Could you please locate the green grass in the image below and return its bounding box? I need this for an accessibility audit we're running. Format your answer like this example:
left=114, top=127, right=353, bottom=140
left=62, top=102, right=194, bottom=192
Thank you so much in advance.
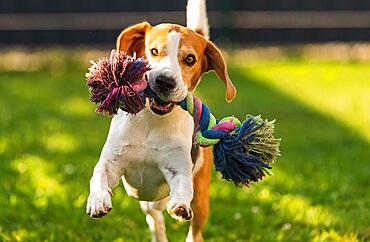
left=0, top=49, right=369, bottom=242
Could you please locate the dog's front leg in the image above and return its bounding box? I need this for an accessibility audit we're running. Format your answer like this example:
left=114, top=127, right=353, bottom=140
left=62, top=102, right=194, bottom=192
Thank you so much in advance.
left=86, top=146, right=124, bottom=218
left=160, top=151, right=194, bottom=221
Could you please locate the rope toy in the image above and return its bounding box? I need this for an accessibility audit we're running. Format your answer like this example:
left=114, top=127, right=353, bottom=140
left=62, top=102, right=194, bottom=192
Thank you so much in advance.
left=86, top=50, right=281, bottom=187
left=86, top=50, right=150, bottom=115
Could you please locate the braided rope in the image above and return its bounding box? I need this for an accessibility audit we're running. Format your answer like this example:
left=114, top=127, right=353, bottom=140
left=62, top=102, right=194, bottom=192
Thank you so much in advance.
left=179, top=92, right=241, bottom=146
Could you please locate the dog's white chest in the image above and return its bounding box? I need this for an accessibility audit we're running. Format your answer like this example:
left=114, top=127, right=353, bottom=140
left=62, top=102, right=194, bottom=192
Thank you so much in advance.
left=122, top=158, right=170, bottom=201
left=117, top=144, right=170, bottom=201
left=106, top=108, right=194, bottom=201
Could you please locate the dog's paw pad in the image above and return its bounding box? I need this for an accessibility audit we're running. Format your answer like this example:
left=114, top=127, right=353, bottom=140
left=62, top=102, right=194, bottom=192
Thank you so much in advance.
left=167, top=202, right=193, bottom=221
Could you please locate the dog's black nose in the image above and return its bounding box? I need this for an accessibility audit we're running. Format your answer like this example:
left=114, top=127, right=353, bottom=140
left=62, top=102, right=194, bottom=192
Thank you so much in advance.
left=156, top=74, right=176, bottom=92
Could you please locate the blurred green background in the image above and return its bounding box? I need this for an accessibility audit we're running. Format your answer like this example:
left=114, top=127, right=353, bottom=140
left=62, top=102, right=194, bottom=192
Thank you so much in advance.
left=0, top=45, right=369, bottom=241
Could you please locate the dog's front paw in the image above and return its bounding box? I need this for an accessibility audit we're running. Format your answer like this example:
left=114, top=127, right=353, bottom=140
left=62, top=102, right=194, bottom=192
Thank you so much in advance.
left=167, top=201, right=193, bottom=221
left=86, top=189, right=113, bottom=218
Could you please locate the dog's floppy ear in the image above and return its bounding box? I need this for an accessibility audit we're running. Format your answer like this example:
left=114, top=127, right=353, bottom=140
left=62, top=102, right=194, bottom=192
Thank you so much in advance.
left=116, top=22, right=152, bottom=57
left=204, top=41, right=236, bottom=102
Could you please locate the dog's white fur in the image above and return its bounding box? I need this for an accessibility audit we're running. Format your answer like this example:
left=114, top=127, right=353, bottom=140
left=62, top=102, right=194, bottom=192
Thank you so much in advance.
left=147, top=31, right=188, bottom=102
left=86, top=1, right=210, bottom=241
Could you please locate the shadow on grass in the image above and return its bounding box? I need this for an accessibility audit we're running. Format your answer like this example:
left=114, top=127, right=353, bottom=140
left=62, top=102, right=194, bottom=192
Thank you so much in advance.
left=0, top=60, right=368, bottom=241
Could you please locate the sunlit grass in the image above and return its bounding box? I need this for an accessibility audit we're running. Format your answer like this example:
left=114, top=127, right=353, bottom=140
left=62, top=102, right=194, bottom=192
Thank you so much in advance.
left=12, top=155, right=67, bottom=207
left=43, top=133, right=80, bottom=153
left=311, top=229, right=358, bottom=242
left=60, top=96, right=94, bottom=117
left=0, top=48, right=368, bottom=241
left=276, top=194, right=335, bottom=227
left=239, top=61, right=370, bottom=141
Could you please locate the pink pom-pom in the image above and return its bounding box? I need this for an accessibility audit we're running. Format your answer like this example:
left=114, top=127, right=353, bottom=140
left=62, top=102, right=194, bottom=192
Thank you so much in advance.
left=86, top=50, right=151, bottom=116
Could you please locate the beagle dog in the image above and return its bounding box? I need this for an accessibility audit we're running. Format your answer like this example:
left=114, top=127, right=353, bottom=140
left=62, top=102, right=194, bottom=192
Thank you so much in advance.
left=86, top=0, right=236, bottom=241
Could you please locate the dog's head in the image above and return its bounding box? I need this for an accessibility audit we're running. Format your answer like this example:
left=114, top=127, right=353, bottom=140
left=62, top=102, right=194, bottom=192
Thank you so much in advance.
left=116, top=22, right=236, bottom=115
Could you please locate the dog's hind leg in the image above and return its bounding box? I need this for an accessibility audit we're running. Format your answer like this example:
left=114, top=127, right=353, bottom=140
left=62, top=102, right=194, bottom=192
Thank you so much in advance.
left=140, top=199, right=169, bottom=242
left=186, top=147, right=212, bottom=242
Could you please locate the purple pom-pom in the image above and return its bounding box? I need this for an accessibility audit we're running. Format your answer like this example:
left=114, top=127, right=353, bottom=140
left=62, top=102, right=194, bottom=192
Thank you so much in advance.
left=86, top=50, right=151, bottom=116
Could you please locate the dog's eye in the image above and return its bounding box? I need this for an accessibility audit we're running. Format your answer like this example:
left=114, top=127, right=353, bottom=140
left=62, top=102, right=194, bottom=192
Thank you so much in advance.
left=151, top=48, right=159, bottom=56
left=185, top=54, right=196, bottom=66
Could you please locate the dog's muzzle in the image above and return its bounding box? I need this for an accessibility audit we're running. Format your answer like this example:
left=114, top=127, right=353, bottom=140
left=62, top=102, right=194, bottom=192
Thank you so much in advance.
left=156, top=74, right=177, bottom=93
left=147, top=68, right=187, bottom=116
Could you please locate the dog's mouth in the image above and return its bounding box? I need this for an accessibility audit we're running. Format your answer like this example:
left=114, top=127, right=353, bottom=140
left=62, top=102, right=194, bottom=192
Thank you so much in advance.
left=149, top=97, right=175, bottom=116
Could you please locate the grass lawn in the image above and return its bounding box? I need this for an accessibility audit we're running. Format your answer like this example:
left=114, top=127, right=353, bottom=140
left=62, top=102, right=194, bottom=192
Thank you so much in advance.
left=0, top=48, right=369, bottom=242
